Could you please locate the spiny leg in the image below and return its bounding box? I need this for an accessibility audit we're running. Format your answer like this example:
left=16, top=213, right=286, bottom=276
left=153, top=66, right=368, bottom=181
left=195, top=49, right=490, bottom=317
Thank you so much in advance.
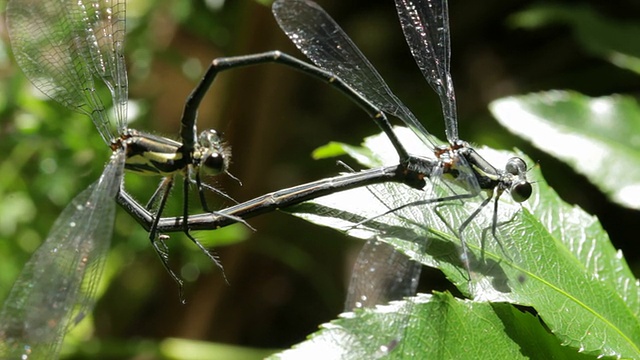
left=359, top=189, right=480, bottom=277
left=182, top=176, right=229, bottom=284
left=480, top=192, right=515, bottom=263
left=194, top=172, right=256, bottom=231
left=456, top=193, right=493, bottom=276
left=147, top=176, right=187, bottom=299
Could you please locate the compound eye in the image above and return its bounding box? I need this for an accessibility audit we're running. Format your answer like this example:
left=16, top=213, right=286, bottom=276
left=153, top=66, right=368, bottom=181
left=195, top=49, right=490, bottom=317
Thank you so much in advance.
left=511, top=181, right=532, bottom=203
left=199, top=129, right=221, bottom=148
left=202, top=152, right=225, bottom=174
left=505, top=157, right=527, bottom=175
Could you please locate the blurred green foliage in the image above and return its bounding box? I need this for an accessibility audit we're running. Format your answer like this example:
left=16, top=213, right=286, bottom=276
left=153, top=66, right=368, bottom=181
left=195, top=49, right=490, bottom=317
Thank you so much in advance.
left=0, top=0, right=638, bottom=358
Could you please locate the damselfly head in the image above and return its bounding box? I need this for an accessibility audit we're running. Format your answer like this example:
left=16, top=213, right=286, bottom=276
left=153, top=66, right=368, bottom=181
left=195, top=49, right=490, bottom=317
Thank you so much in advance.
left=505, top=157, right=532, bottom=203
left=197, top=129, right=230, bottom=175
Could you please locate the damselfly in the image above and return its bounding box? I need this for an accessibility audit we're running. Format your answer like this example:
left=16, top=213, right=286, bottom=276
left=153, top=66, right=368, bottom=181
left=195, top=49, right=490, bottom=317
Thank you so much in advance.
left=272, top=0, right=531, bottom=295
left=0, top=0, right=243, bottom=358
left=27, top=0, right=532, bottom=355
left=117, top=0, right=533, bottom=355
left=119, top=0, right=532, bottom=285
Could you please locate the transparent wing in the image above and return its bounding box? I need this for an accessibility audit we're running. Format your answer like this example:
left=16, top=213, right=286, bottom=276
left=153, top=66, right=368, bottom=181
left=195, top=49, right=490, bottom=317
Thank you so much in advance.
left=345, top=238, right=421, bottom=311
left=272, top=0, right=438, bottom=149
left=343, top=241, right=420, bottom=358
left=6, top=0, right=128, bottom=144
left=394, top=0, right=458, bottom=142
left=0, top=150, right=124, bottom=359
left=393, top=0, right=484, bottom=194
left=342, top=179, right=424, bottom=357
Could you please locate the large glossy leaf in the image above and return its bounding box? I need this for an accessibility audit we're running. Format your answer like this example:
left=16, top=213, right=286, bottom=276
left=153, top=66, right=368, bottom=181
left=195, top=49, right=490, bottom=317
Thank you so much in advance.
left=490, top=90, right=640, bottom=209
left=278, top=128, right=639, bottom=358
left=271, top=292, right=596, bottom=360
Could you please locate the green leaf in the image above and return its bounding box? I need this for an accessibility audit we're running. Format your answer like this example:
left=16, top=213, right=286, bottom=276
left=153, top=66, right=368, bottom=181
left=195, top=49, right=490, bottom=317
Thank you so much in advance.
left=313, top=139, right=394, bottom=169
left=311, top=141, right=349, bottom=159
left=271, top=292, right=596, bottom=360
left=280, top=128, right=639, bottom=358
left=509, top=5, right=640, bottom=74
left=490, top=90, right=640, bottom=209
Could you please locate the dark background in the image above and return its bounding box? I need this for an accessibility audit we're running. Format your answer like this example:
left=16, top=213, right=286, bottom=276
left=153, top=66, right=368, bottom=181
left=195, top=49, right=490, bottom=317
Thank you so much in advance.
left=0, top=0, right=638, bottom=358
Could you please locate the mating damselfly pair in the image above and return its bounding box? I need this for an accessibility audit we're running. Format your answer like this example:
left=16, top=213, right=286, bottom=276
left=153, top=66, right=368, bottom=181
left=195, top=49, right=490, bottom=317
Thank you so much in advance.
left=1, top=0, right=542, bottom=358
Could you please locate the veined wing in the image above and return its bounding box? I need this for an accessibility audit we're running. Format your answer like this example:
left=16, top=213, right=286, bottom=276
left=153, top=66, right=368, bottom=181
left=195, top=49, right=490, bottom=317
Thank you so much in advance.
left=340, top=239, right=421, bottom=358
left=346, top=239, right=421, bottom=311
left=272, top=0, right=439, bottom=150
left=394, top=0, right=458, bottom=142
left=343, top=173, right=424, bottom=357
left=0, top=150, right=125, bottom=359
left=6, top=0, right=128, bottom=144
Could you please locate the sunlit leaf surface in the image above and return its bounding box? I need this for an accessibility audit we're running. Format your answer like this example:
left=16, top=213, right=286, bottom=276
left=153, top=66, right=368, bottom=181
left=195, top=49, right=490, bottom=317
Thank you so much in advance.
left=272, top=293, right=598, bottom=360
left=491, top=90, right=640, bottom=209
